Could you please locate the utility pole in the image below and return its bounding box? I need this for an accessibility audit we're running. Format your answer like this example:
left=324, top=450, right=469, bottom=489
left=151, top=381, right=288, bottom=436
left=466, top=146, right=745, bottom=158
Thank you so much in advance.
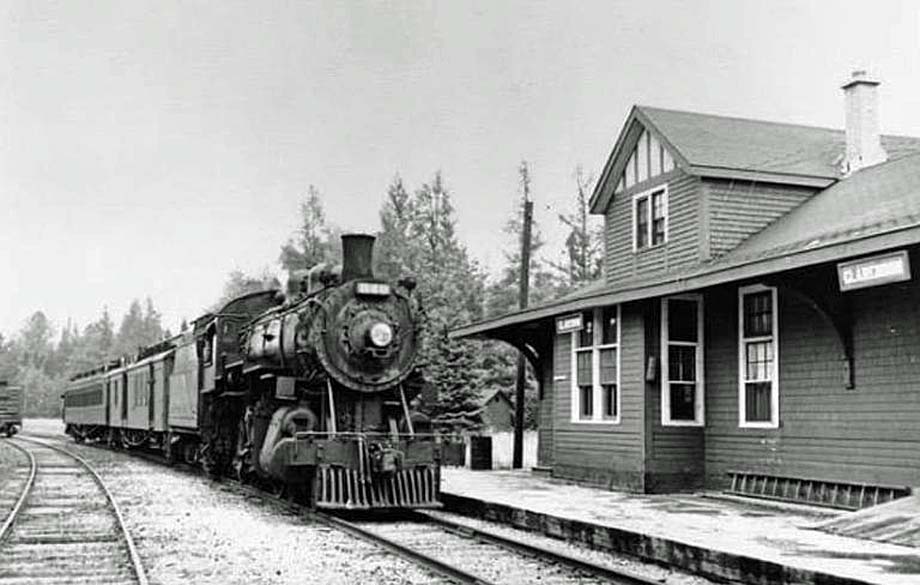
left=513, top=161, right=533, bottom=469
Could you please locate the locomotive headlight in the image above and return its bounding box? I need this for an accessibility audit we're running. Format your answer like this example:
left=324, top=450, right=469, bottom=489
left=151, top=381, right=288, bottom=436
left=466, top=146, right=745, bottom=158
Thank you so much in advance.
left=369, top=322, right=394, bottom=347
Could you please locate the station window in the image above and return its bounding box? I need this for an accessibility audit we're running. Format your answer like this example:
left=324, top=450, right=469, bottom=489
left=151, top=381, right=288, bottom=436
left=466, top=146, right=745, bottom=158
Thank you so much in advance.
left=738, top=285, right=779, bottom=428
left=661, top=295, right=704, bottom=426
left=633, top=186, right=668, bottom=251
left=571, top=306, right=620, bottom=423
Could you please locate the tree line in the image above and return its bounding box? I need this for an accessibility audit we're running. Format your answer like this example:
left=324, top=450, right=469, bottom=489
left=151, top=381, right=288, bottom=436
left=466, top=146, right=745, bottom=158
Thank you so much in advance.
left=1, top=163, right=603, bottom=424
left=270, top=165, right=603, bottom=429
left=0, top=300, right=166, bottom=415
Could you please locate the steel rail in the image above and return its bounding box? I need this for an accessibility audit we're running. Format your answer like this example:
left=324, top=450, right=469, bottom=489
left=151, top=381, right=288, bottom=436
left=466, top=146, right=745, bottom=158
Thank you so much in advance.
left=412, top=511, right=664, bottom=585
left=0, top=439, right=37, bottom=543
left=25, top=434, right=486, bottom=585
left=25, top=432, right=694, bottom=585
left=313, top=511, right=494, bottom=585
left=13, top=436, right=150, bottom=585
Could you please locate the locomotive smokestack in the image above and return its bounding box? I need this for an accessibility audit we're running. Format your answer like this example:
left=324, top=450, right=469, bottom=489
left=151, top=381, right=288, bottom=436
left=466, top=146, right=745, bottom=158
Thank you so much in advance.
left=341, top=234, right=375, bottom=281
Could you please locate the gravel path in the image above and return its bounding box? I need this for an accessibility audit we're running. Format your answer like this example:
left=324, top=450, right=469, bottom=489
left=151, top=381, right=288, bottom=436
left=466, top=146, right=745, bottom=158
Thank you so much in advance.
left=44, top=440, right=445, bottom=585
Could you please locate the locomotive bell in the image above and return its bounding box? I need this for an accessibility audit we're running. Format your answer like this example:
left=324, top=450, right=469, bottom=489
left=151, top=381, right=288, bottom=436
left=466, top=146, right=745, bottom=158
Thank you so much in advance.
left=341, top=234, right=375, bottom=282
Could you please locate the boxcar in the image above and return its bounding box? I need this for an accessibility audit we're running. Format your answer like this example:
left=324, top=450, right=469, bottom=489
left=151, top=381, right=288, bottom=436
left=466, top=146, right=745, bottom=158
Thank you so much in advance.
left=121, top=348, right=174, bottom=447
left=0, top=381, right=23, bottom=437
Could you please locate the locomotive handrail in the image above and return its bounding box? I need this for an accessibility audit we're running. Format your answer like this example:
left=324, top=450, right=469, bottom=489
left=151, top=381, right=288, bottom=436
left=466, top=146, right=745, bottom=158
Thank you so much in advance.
left=292, top=430, right=448, bottom=440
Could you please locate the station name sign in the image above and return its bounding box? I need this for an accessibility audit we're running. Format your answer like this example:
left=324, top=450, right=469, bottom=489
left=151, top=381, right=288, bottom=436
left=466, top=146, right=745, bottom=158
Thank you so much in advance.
left=555, top=313, right=583, bottom=334
left=837, top=250, right=911, bottom=291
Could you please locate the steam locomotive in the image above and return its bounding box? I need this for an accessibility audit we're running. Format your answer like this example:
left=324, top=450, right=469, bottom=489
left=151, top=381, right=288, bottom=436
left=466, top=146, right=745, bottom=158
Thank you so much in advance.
left=62, top=234, right=440, bottom=509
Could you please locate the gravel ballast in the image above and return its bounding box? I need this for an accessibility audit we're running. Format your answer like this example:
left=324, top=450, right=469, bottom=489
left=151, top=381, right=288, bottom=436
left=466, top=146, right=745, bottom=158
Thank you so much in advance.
left=50, top=440, right=446, bottom=585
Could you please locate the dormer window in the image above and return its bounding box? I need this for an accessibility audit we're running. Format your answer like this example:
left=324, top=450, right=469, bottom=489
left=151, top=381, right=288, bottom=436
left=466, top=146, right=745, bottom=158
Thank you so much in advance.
left=633, top=185, right=668, bottom=251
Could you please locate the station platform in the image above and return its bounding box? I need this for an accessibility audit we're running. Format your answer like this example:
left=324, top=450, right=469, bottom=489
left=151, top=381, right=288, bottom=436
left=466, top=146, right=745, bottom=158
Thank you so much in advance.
left=440, top=468, right=920, bottom=585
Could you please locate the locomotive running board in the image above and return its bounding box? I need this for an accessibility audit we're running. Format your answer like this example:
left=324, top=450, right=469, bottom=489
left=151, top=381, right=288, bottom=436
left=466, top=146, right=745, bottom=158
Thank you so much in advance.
left=315, top=465, right=441, bottom=509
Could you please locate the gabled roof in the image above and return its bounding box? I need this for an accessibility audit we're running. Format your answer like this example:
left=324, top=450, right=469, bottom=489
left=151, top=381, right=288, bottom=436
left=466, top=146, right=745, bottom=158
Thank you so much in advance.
left=590, top=105, right=920, bottom=214
left=455, top=154, right=920, bottom=339
left=718, top=152, right=920, bottom=265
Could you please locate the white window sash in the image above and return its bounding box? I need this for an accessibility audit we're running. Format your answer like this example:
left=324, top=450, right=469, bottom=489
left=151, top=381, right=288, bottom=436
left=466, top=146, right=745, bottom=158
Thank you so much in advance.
left=570, top=306, right=621, bottom=425
left=661, top=294, right=705, bottom=426
left=632, top=185, right=669, bottom=252
left=738, top=285, right=780, bottom=429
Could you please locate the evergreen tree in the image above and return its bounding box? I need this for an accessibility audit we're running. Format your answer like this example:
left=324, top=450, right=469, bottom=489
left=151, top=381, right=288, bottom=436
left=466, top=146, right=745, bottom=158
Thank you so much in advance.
left=481, top=161, right=559, bottom=428
left=142, top=297, right=164, bottom=345
left=114, top=300, right=146, bottom=356
left=279, top=185, right=339, bottom=272
left=70, top=308, right=115, bottom=371
left=553, top=166, right=604, bottom=287
left=212, top=269, right=280, bottom=310
left=375, top=175, right=415, bottom=281
left=484, top=162, right=560, bottom=319
left=18, top=311, right=54, bottom=371
left=0, top=333, right=16, bottom=382
left=376, top=172, right=487, bottom=426
left=113, top=299, right=166, bottom=356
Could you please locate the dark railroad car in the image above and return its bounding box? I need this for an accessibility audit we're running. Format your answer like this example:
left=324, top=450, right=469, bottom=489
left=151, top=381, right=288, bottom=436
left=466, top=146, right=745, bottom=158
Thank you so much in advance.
left=0, top=381, right=23, bottom=437
left=63, top=368, right=110, bottom=441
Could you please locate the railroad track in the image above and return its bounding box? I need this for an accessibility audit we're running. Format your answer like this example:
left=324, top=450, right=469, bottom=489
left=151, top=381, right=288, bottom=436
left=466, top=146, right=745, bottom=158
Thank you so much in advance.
left=0, top=437, right=148, bottom=585
left=19, top=433, right=680, bottom=585
left=320, top=510, right=662, bottom=585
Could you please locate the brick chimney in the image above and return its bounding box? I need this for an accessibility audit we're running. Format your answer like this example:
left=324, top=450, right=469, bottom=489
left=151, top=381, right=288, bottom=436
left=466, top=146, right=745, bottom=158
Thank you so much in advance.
left=841, top=70, right=887, bottom=174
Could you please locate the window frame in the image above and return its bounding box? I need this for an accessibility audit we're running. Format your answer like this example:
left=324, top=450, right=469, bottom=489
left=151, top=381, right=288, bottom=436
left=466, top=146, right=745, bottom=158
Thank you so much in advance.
left=737, top=284, right=780, bottom=429
left=570, top=305, right=622, bottom=425
left=660, top=294, right=705, bottom=427
left=632, top=184, right=669, bottom=252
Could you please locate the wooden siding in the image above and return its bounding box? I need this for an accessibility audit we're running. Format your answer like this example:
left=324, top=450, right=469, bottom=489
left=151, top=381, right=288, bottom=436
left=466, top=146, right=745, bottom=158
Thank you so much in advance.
left=704, top=259, right=920, bottom=489
left=538, top=350, right=554, bottom=467
left=643, top=300, right=705, bottom=492
left=705, top=178, right=816, bottom=258
left=551, top=304, right=645, bottom=490
left=605, top=171, right=701, bottom=285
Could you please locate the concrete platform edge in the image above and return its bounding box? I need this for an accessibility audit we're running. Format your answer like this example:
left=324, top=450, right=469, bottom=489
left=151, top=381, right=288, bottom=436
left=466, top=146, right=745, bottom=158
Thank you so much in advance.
left=442, top=492, right=870, bottom=585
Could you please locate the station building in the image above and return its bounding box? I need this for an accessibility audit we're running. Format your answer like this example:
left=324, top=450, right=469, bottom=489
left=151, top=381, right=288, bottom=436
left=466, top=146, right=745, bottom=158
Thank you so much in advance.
left=452, top=72, right=920, bottom=505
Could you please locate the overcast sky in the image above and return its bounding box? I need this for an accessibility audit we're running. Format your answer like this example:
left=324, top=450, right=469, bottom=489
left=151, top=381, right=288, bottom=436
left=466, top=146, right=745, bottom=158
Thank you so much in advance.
left=2, top=0, right=919, bottom=338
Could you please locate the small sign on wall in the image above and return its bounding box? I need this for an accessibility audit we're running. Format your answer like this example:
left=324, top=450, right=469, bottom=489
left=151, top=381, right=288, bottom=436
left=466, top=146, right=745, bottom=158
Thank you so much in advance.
left=555, top=313, right=583, bottom=334
left=837, top=250, right=911, bottom=291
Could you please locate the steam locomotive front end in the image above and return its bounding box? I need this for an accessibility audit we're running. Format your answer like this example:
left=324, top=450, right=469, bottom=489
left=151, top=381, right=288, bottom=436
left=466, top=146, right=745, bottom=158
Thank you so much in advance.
left=240, top=234, right=439, bottom=509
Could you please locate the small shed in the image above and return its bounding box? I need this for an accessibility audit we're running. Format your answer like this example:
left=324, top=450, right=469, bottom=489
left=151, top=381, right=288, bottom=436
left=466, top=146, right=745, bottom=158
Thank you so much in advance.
left=473, top=389, right=514, bottom=433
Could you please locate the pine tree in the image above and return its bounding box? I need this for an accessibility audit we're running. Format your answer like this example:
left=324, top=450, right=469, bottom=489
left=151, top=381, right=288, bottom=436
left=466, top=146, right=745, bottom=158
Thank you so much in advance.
left=114, top=300, right=146, bottom=357
left=70, top=308, right=115, bottom=371
left=142, top=297, right=164, bottom=345
left=375, top=175, right=415, bottom=281
left=376, top=172, right=487, bottom=427
left=481, top=161, right=559, bottom=428
left=485, top=162, right=560, bottom=319
left=554, top=166, right=604, bottom=287
left=212, top=269, right=279, bottom=310
left=279, top=185, right=340, bottom=272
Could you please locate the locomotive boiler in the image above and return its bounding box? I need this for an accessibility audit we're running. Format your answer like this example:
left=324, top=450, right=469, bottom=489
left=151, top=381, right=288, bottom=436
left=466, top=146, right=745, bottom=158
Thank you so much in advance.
left=230, top=234, right=438, bottom=508
left=62, top=234, right=439, bottom=510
